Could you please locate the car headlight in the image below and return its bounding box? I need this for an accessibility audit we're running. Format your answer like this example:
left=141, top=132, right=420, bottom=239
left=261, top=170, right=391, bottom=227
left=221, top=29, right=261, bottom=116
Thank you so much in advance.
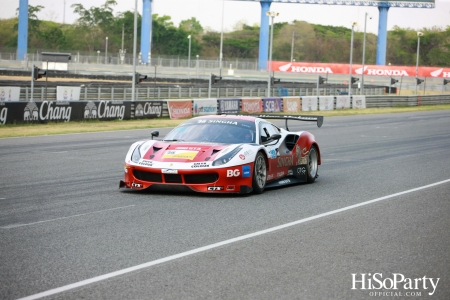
left=212, top=146, right=242, bottom=166
left=131, top=145, right=142, bottom=163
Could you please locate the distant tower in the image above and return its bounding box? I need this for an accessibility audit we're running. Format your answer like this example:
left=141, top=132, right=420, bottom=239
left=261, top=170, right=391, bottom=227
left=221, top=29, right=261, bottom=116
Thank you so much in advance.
left=17, top=0, right=29, bottom=60
left=258, top=1, right=272, bottom=71
left=141, top=0, right=153, bottom=64
left=376, top=4, right=390, bottom=65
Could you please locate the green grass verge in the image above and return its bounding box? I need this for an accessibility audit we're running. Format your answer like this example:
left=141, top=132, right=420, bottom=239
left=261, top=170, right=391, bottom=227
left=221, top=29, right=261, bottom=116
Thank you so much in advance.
left=1, top=105, right=449, bottom=138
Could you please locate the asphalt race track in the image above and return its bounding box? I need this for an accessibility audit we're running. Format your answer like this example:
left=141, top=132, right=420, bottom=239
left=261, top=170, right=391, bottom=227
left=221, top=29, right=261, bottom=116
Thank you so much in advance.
left=1, top=111, right=449, bottom=300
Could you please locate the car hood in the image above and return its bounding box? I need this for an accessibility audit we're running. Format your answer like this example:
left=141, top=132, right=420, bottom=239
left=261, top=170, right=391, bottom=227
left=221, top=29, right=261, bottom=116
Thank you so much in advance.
left=141, top=141, right=238, bottom=163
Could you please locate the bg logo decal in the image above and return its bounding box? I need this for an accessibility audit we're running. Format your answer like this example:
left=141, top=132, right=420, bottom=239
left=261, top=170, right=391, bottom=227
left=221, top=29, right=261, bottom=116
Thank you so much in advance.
left=227, top=169, right=240, bottom=177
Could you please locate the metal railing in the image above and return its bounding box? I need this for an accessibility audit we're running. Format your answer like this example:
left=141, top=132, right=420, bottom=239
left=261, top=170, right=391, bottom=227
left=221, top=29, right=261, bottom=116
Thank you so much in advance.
left=17, top=86, right=385, bottom=101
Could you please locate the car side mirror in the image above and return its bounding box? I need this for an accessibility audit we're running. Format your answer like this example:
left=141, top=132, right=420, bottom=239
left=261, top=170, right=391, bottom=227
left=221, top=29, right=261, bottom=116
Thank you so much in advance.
left=263, top=133, right=282, bottom=146
left=268, top=133, right=282, bottom=141
left=151, top=130, right=159, bottom=140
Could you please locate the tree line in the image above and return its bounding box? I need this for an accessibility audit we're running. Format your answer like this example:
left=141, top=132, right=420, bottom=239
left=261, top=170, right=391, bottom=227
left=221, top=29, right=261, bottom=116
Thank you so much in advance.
left=0, top=0, right=449, bottom=67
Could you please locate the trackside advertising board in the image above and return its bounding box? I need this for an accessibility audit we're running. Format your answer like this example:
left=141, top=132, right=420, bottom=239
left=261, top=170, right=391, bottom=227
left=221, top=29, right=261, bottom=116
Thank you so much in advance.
left=352, top=96, right=366, bottom=109
left=134, top=101, right=164, bottom=119
left=56, top=86, right=81, bottom=101
left=218, top=98, right=240, bottom=114
left=262, top=98, right=282, bottom=113
left=336, top=96, right=351, bottom=110
left=283, top=97, right=301, bottom=113
left=193, top=99, right=217, bottom=116
left=0, top=87, right=21, bottom=101
left=319, top=96, right=334, bottom=111
left=241, top=98, right=262, bottom=113
left=0, top=100, right=164, bottom=125
left=301, top=96, right=318, bottom=112
left=272, top=61, right=448, bottom=78
left=167, top=100, right=192, bottom=119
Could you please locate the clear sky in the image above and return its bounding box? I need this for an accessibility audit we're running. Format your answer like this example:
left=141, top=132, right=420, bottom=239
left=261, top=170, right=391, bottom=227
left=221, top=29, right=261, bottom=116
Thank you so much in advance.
left=1, top=0, right=449, bottom=34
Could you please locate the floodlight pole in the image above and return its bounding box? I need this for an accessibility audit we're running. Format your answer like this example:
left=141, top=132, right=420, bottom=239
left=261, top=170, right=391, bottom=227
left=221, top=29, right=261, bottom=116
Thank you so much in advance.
left=349, top=22, right=357, bottom=96
left=415, top=32, right=423, bottom=95
left=266, top=11, right=278, bottom=98
left=30, top=65, right=34, bottom=101
left=361, top=13, right=370, bottom=95
left=132, top=0, right=138, bottom=101
left=188, top=35, right=191, bottom=79
left=219, top=0, right=224, bottom=79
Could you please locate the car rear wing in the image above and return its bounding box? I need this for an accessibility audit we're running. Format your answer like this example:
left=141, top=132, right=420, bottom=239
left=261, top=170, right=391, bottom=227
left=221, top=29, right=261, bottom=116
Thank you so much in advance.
left=240, top=114, right=323, bottom=130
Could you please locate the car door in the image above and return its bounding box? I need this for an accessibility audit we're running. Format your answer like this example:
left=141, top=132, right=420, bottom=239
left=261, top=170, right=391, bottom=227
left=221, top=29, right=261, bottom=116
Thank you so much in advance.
left=258, top=121, right=285, bottom=181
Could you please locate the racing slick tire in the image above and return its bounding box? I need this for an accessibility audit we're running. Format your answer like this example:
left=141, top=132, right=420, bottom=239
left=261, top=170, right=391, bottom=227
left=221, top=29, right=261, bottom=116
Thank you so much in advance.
left=307, top=145, right=319, bottom=183
left=252, top=152, right=267, bottom=194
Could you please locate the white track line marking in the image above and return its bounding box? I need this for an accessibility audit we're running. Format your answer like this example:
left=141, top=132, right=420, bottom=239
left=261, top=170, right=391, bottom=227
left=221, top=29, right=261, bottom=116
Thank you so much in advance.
left=17, top=179, right=450, bottom=300
left=1, top=205, right=135, bottom=229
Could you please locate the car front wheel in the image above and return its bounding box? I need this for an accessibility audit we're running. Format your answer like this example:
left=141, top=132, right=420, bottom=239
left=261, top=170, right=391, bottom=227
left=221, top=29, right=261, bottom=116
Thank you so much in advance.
left=252, top=152, right=267, bottom=194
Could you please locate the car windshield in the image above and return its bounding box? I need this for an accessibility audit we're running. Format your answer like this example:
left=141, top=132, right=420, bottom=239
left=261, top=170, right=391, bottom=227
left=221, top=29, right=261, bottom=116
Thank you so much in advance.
left=164, top=119, right=256, bottom=144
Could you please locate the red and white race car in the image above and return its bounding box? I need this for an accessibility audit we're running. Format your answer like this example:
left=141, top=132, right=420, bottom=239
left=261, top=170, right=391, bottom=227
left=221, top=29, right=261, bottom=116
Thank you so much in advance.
left=120, top=114, right=323, bottom=194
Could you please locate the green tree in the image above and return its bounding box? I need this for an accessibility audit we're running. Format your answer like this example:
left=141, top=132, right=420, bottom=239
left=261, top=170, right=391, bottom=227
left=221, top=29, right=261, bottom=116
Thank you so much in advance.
left=151, top=14, right=201, bottom=56
left=179, top=17, right=203, bottom=35
left=71, top=0, right=117, bottom=51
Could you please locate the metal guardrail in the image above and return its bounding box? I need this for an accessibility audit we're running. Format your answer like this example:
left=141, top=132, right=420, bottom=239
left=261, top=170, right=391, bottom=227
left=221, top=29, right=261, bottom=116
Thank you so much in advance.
left=365, top=95, right=450, bottom=107
left=17, top=86, right=385, bottom=101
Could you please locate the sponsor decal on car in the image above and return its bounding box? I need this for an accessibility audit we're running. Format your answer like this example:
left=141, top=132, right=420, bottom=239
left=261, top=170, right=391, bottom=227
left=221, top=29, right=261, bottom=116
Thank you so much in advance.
left=267, top=174, right=274, bottom=180
left=242, top=165, right=251, bottom=178
left=226, top=185, right=235, bottom=191
left=297, top=167, right=306, bottom=175
left=162, top=169, right=178, bottom=174
left=287, top=169, right=293, bottom=176
left=277, top=171, right=284, bottom=178
left=243, top=149, right=253, bottom=156
left=296, top=146, right=309, bottom=165
left=207, top=186, right=224, bottom=191
left=132, top=183, right=143, bottom=188
left=239, top=154, right=245, bottom=160
left=279, top=179, right=291, bottom=185
left=191, top=162, right=210, bottom=168
left=277, top=156, right=294, bottom=168
left=176, top=147, right=202, bottom=151
left=227, top=169, right=240, bottom=177
left=138, top=159, right=154, bottom=167
left=162, top=150, right=198, bottom=160
left=268, top=149, right=277, bottom=159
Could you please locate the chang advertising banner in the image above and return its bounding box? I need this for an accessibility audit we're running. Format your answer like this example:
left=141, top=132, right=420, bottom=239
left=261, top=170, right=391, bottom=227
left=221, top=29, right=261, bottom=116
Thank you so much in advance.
left=319, top=96, right=334, bottom=111
left=56, top=86, right=81, bottom=101
left=336, top=96, right=351, bottom=110
left=262, top=98, right=282, bottom=113
left=167, top=100, right=192, bottom=119
left=134, top=101, right=163, bottom=119
left=83, top=101, right=130, bottom=120
left=218, top=98, right=240, bottom=114
left=0, top=87, right=21, bottom=101
left=283, top=97, right=301, bottom=113
left=301, top=96, right=318, bottom=112
left=0, top=101, right=134, bottom=124
left=193, top=99, right=217, bottom=116
left=241, top=98, right=262, bottom=113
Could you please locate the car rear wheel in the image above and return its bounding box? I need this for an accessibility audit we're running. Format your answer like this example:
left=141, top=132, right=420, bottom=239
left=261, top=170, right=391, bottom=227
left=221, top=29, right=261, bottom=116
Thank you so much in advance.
left=252, top=152, right=266, bottom=194
left=307, top=145, right=318, bottom=183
